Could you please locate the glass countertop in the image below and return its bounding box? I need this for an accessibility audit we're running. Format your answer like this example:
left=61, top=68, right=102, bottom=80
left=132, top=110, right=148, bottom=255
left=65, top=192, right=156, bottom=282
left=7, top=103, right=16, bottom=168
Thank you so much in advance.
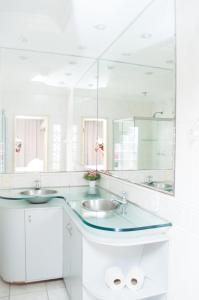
left=65, top=186, right=172, bottom=232
left=0, top=186, right=172, bottom=232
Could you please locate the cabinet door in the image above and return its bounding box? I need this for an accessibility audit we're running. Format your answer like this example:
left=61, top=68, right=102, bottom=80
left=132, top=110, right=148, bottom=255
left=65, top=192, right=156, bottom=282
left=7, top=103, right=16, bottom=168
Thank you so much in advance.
left=0, top=209, right=26, bottom=282
left=63, top=212, right=72, bottom=294
left=25, top=208, right=63, bottom=282
left=70, top=221, right=82, bottom=300
left=63, top=211, right=82, bottom=300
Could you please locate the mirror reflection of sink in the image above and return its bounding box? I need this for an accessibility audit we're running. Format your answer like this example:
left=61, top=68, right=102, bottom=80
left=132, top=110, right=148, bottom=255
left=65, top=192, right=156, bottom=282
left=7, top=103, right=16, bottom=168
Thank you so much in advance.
left=20, top=189, right=58, bottom=204
left=81, top=199, right=119, bottom=218
left=145, top=181, right=173, bottom=192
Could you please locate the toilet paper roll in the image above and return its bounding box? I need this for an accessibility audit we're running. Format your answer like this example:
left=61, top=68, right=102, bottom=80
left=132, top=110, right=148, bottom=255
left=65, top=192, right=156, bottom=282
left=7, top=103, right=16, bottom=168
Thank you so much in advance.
left=126, top=267, right=145, bottom=291
left=105, top=267, right=125, bottom=290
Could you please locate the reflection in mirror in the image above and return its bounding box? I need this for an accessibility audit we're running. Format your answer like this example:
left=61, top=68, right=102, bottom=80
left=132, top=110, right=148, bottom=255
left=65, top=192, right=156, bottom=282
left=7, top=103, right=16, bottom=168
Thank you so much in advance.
left=97, top=0, right=175, bottom=194
left=15, top=116, right=48, bottom=172
left=0, top=110, right=6, bottom=173
left=0, top=48, right=98, bottom=173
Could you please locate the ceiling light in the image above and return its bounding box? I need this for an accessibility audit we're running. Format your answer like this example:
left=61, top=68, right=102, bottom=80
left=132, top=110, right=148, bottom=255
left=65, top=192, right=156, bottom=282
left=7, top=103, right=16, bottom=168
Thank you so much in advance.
left=77, top=45, right=86, bottom=50
left=145, top=71, right=154, bottom=75
left=94, top=24, right=107, bottom=30
left=18, top=36, right=28, bottom=43
left=19, top=55, right=28, bottom=60
left=165, top=60, right=174, bottom=64
left=142, top=91, right=148, bottom=96
left=121, top=52, right=132, bottom=57
left=65, top=73, right=72, bottom=76
left=68, top=61, right=77, bottom=65
left=107, top=65, right=115, bottom=70
left=141, top=33, right=152, bottom=39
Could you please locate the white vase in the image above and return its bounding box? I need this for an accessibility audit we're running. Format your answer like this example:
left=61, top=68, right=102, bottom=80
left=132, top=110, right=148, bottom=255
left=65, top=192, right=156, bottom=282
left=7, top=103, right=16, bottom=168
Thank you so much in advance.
left=89, top=181, right=96, bottom=188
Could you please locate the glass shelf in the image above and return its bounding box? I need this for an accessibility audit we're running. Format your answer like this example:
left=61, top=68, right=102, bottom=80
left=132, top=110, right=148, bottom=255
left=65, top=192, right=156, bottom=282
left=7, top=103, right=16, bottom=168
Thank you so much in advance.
left=0, top=186, right=172, bottom=232
left=65, top=186, right=172, bottom=232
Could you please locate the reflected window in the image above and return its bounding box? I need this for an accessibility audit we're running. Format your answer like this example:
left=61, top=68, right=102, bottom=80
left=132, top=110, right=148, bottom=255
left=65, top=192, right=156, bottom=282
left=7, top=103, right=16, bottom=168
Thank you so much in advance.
left=82, top=118, right=107, bottom=170
left=15, top=116, right=48, bottom=172
left=52, top=124, right=62, bottom=171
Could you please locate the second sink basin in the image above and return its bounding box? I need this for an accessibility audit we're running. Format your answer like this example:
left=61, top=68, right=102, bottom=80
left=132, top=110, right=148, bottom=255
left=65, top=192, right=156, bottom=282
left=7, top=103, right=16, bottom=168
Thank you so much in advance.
left=20, top=189, right=58, bottom=204
left=81, top=199, right=119, bottom=218
left=145, top=181, right=173, bottom=192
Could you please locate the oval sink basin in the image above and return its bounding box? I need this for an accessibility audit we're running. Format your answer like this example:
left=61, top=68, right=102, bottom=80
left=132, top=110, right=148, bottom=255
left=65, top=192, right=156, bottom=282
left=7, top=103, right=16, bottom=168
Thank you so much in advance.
left=20, top=189, right=58, bottom=204
left=146, top=182, right=173, bottom=192
left=81, top=199, right=119, bottom=218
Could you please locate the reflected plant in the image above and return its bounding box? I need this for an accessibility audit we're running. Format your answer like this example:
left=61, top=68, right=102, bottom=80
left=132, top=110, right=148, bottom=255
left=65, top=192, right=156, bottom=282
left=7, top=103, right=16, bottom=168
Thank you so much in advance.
left=84, top=170, right=101, bottom=181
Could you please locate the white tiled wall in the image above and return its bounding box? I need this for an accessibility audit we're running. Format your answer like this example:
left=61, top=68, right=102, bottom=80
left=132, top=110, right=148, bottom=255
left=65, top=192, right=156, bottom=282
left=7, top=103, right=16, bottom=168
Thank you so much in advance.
left=0, top=172, right=87, bottom=189
left=99, top=0, right=199, bottom=298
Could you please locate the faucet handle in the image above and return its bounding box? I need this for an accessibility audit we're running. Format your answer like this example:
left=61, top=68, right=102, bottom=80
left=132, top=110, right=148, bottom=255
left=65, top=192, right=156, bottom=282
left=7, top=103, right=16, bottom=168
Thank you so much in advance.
left=34, top=180, right=41, bottom=189
left=121, top=191, right=127, bottom=199
left=145, top=175, right=153, bottom=184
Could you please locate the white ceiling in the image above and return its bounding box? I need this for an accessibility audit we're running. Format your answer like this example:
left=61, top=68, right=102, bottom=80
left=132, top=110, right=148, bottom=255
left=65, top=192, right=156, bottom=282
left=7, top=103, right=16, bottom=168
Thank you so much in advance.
left=0, top=0, right=175, bottom=103
left=0, top=0, right=153, bottom=59
left=102, top=0, right=175, bottom=69
left=98, top=60, right=175, bottom=103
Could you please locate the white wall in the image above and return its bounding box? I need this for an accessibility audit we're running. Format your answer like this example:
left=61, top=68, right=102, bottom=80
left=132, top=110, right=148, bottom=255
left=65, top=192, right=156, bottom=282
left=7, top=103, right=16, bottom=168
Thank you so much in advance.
left=99, top=1, right=199, bottom=299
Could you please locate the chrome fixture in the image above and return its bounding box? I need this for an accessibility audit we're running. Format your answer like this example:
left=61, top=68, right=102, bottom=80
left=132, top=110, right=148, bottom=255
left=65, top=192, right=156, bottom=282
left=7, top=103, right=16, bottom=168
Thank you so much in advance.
left=145, top=175, right=153, bottom=184
left=81, top=199, right=119, bottom=218
left=114, top=192, right=128, bottom=215
left=34, top=180, right=41, bottom=190
left=152, top=111, right=163, bottom=118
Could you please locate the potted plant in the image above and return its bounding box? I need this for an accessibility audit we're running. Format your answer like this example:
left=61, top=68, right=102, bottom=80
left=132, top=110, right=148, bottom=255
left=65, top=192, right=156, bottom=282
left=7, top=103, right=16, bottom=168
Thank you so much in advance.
left=84, top=170, right=100, bottom=188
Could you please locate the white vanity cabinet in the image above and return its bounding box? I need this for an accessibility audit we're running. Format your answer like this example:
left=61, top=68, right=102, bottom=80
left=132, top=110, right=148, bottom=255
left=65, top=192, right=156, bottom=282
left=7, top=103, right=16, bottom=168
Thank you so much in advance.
left=63, top=211, right=82, bottom=300
left=63, top=209, right=170, bottom=300
left=0, top=205, right=63, bottom=283
left=25, top=207, right=63, bottom=282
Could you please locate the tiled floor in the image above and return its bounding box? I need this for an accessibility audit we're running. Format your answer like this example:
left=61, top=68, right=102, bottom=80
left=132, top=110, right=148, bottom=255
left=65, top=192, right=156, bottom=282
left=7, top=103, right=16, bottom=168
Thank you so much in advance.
left=0, top=278, right=69, bottom=300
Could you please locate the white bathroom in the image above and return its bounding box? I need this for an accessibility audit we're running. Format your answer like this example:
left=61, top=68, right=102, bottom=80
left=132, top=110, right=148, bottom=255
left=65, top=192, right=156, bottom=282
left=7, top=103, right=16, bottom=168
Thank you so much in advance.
left=0, top=0, right=198, bottom=299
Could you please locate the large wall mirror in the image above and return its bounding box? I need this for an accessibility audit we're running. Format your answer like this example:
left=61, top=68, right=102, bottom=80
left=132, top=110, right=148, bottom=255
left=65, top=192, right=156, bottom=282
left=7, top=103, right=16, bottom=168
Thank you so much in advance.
left=0, top=0, right=175, bottom=194
left=0, top=49, right=98, bottom=173
left=97, top=0, right=176, bottom=194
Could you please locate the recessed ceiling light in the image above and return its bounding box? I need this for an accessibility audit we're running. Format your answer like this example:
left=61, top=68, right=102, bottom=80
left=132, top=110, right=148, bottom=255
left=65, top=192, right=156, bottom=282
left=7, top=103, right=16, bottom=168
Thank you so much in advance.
left=77, top=45, right=86, bottom=50
left=165, top=59, right=174, bottom=64
left=107, top=65, right=115, bottom=70
left=121, top=52, right=132, bottom=57
left=68, top=61, right=77, bottom=65
left=18, top=36, right=28, bottom=43
left=141, top=33, right=152, bottom=39
left=145, top=71, right=154, bottom=75
left=94, top=24, right=107, bottom=30
left=19, top=55, right=28, bottom=60
left=65, top=72, right=72, bottom=76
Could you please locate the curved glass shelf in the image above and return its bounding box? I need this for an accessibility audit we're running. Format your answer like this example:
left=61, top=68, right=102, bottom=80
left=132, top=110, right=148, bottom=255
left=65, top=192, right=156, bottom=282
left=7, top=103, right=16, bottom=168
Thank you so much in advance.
left=0, top=186, right=172, bottom=232
left=66, top=186, right=172, bottom=232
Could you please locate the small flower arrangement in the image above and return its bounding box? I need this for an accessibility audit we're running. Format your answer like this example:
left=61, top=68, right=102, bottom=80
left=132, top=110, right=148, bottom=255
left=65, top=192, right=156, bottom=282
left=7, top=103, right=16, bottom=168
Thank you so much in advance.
left=84, top=170, right=101, bottom=181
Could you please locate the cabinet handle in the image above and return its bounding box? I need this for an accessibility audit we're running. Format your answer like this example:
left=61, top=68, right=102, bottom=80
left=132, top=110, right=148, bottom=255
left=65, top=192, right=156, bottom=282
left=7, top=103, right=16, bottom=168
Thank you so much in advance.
left=66, top=223, right=72, bottom=236
left=28, top=215, right=32, bottom=223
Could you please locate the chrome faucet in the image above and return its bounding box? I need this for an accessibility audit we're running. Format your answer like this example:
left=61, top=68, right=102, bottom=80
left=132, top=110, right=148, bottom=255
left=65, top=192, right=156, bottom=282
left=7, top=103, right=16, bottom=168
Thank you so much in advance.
left=145, top=175, right=153, bottom=184
left=34, top=180, right=41, bottom=190
left=115, top=191, right=128, bottom=215
left=121, top=191, right=127, bottom=204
